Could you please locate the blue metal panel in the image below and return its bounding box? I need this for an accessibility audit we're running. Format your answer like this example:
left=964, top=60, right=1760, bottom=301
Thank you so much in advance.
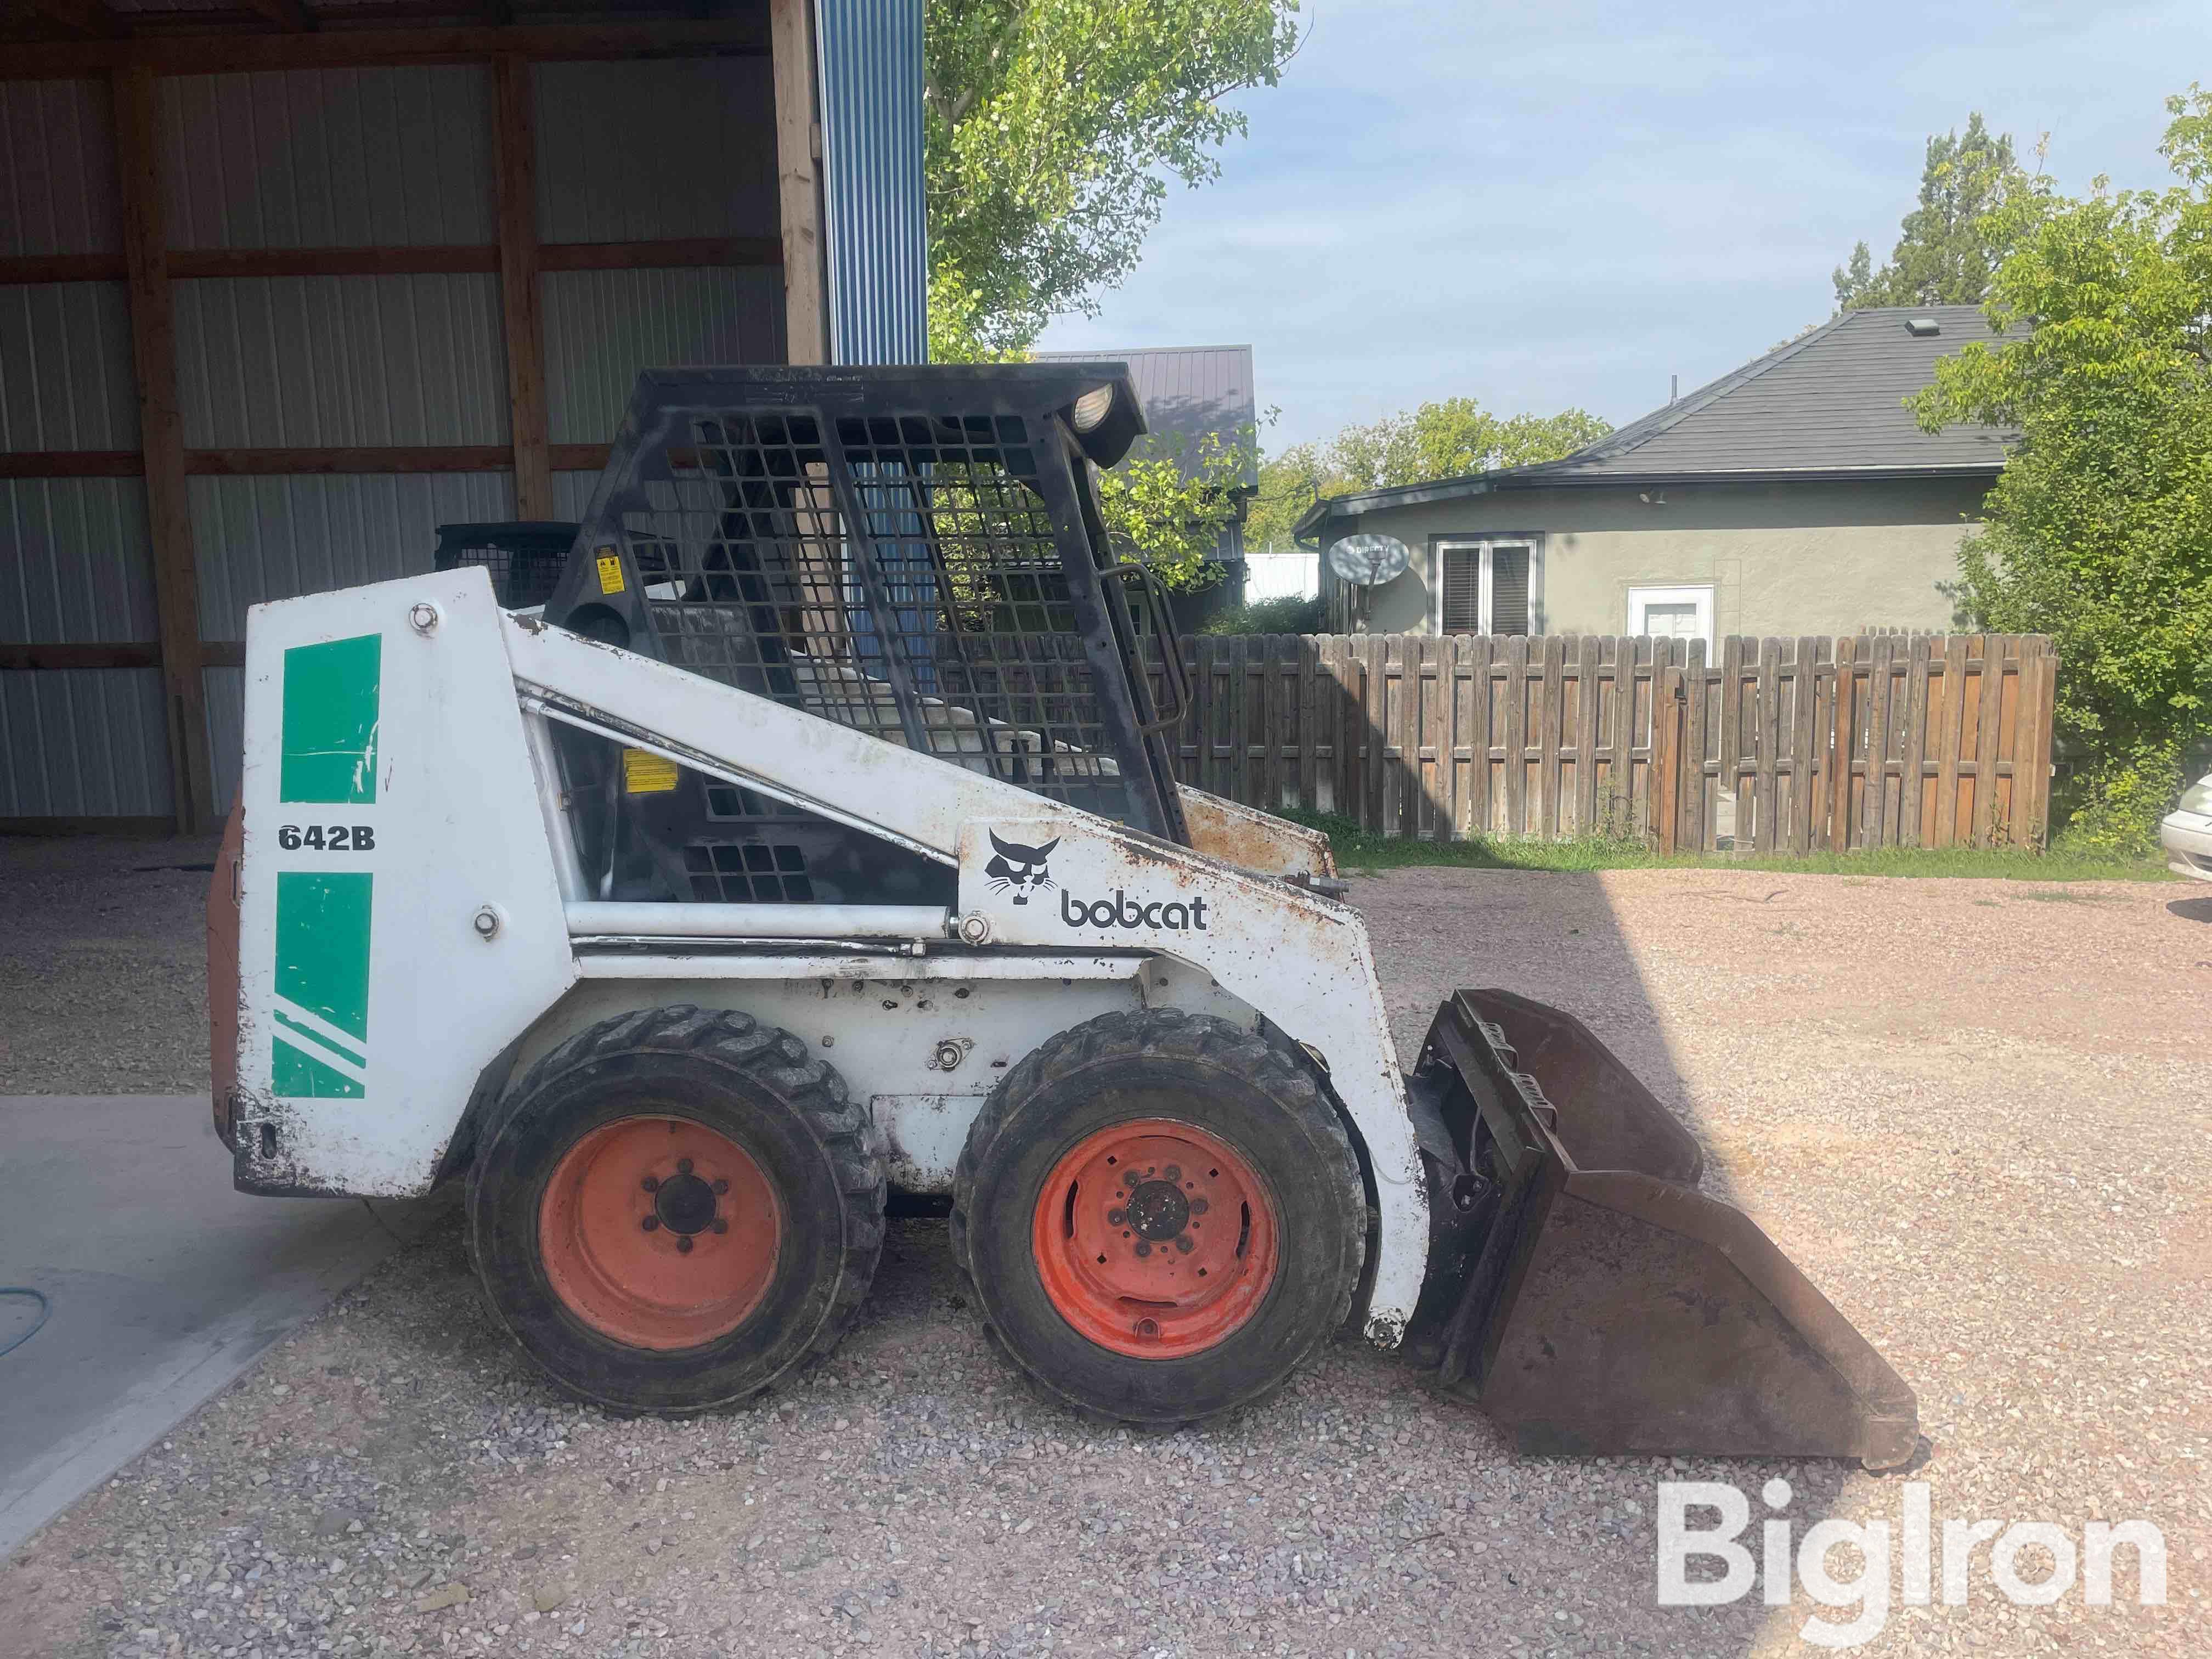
left=814, top=0, right=927, bottom=366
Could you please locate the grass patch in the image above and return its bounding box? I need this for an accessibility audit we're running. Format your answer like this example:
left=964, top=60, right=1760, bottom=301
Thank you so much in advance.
left=1278, top=810, right=2175, bottom=883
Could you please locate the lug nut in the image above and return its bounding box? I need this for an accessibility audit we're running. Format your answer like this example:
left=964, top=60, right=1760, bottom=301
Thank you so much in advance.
left=712, top=1218, right=728, bottom=1235
left=1107, top=1208, right=1126, bottom=1226
left=677, top=1157, right=693, bottom=1175
left=641, top=1216, right=660, bottom=1232
left=1134, top=1241, right=1152, bottom=1258
left=713, top=1178, right=730, bottom=1194
left=1175, top=1234, right=1195, bottom=1254
left=1163, top=1164, right=1181, bottom=1182
left=677, top=1235, right=693, bottom=1254
left=642, top=1175, right=660, bottom=1193
left=1190, top=1197, right=1209, bottom=1215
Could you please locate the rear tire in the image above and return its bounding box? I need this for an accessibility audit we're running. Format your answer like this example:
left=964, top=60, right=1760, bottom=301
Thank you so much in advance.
left=952, top=1008, right=1364, bottom=1426
left=466, top=1004, right=883, bottom=1414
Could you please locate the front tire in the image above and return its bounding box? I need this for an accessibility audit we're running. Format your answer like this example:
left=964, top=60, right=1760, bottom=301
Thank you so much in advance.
left=952, top=1008, right=1365, bottom=1426
left=466, top=1005, right=883, bottom=1414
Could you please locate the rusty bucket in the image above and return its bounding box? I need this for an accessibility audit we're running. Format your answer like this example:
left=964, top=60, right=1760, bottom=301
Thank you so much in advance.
left=1414, top=989, right=1918, bottom=1468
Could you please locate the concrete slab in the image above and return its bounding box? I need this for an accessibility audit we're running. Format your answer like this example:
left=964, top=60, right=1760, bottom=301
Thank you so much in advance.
left=0, top=1096, right=447, bottom=1560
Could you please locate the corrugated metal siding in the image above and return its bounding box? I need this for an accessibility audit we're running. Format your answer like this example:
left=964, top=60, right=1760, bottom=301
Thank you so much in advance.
left=0, top=669, right=172, bottom=817
left=0, top=281, right=141, bottom=450
left=551, top=470, right=601, bottom=524
left=816, top=0, right=926, bottom=365
left=1, top=479, right=158, bottom=642
left=533, top=59, right=778, bottom=245
left=204, top=665, right=243, bottom=811
left=192, top=471, right=513, bottom=640
left=0, top=76, right=159, bottom=821
left=0, top=78, right=119, bottom=256
left=544, top=267, right=784, bottom=444
left=160, top=67, right=495, bottom=249
left=174, top=274, right=507, bottom=448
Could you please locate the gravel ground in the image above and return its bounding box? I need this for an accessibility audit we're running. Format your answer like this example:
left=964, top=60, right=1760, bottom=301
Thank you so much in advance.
left=5, top=840, right=2210, bottom=1659
left=0, top=834, right=222, bottom=1095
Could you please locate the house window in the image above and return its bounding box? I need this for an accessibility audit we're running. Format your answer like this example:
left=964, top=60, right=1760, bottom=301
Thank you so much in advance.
left=1627, top=584, right=1714, bottom=646
left=1436, top=540, right=1534, bottom=635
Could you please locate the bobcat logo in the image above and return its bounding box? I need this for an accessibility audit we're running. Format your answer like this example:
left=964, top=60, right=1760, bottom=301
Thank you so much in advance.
left=985, top=832, right=1059, bottom=905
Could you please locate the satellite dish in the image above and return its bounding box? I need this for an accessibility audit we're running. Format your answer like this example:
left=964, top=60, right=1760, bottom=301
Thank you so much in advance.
left=1328, top=533, right=1411, bottom=586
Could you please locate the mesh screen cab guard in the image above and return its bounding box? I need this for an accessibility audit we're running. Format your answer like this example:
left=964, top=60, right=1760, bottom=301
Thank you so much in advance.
left=541, top=365, right=1187, bottom=844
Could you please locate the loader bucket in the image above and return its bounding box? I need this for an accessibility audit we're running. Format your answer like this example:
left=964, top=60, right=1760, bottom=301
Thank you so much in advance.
left=1418, top=990, right=1918, bottom=1466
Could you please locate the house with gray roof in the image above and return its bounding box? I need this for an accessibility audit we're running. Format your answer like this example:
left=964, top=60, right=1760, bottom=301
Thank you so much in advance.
left=1296, top=306, right=2010, bottom=643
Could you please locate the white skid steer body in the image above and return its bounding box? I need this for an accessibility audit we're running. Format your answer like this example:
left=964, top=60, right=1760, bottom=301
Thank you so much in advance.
left=223, top=568, right=1432, bottom=1342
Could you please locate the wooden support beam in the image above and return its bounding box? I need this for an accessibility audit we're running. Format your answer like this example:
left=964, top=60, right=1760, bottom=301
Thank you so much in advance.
left=1, top=443, right=614, bottom=478
left=0, top=450, right=144, bottom=478
left=0, top=641, right=161, bottom=669
left=769, top=0, right=826, bottom=365
left=492, top=55, right=552, bottom=519
left=0, top=641, right=245, bottom=670
left=22, top=0, right=121, bottom=38
left=1, top=239, right=782, bottom=286
left=0, top=252, right=127, bottom=283
left=188, top=445, right=517, bottom=475
left=112, top=63, right=217, bottom=836
left=2, top=16, right=771, bottom=78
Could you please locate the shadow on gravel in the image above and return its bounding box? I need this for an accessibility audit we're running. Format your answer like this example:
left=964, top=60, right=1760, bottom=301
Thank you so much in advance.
left=1344, top=862, right=1889, bottom=1655
left=2165, top=894, right=2212, bottom=924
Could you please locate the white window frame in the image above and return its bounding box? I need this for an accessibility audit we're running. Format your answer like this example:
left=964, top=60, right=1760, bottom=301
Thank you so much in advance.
left=1626, top=583, right=1714, bottom=646
left=1432, top=538, right=1538, bottom=635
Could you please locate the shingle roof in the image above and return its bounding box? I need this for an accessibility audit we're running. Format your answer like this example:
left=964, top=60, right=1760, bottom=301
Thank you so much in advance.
left=1295, top=306, right=2015, bottom=535
left=1558, top=304, right=2012, bottom=476
left=1034, top=344, right=1259, bottom=486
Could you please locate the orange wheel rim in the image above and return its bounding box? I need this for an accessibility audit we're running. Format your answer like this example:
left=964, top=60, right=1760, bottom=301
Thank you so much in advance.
left=1031, top=1118, right=1279, bottom=1358
left=538, top=1116, right=782, bottom=1351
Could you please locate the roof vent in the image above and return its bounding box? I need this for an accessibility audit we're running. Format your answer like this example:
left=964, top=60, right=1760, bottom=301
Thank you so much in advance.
left=1905, top=316, right=1942, bottom=338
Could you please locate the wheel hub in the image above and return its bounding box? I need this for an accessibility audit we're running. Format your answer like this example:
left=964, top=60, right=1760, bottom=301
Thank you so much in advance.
left=1124, top=1178, right=1189, bottom=1240
left=653, top=1167, right=719, bottom=1235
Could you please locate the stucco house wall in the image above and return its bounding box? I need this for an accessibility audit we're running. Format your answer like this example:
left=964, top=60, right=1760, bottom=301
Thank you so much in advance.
left=1324, top=475, right=1985, bottom=638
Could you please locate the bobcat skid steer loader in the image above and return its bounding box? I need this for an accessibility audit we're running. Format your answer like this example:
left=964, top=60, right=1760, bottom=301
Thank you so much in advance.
left=208, top=364, right=1916, bottom=1464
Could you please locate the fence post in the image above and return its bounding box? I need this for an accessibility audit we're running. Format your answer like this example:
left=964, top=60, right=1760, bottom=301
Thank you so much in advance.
left=1829, top=638, right=1856, bottom=852
left=1652, top=662, right=1685, bottom=854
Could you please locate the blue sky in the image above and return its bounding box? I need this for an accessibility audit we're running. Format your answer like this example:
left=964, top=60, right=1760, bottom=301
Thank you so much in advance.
left=1034, top=0, right=2212, bottom=452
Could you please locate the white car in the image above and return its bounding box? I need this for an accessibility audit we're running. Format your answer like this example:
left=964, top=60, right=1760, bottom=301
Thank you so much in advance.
left=2162, top=773, right=2212, bottom=881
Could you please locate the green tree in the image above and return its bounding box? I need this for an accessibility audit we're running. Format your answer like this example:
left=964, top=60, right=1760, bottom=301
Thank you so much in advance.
left=1094, top=427, right=1258, bottom=591
left=1245, top=400, right=1610, bottom=550
left=1910, top=88, right=2212, bottom=851
left=1835, top=113, right=2033, bottom=309
left=923, top=1, right=1302, bottom=359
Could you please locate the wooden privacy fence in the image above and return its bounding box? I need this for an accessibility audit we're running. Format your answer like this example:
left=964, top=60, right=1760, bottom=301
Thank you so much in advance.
left=1145, top=633, right=2057, bottom=853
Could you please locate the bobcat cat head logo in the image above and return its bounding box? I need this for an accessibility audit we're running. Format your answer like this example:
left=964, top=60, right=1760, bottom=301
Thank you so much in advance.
left=985, top=832, right=1059, bottom=905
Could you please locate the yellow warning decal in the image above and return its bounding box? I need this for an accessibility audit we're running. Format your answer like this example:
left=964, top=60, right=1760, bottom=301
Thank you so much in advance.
left=594, top=547, right=625, bottom=595
left=621, top=748, right=679, bottom=793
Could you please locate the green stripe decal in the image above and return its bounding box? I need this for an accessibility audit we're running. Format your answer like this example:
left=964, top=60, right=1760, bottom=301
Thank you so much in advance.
left=274, top=1037, right=365, bottom=1099
left=274, top=870, right=373, bottom=1049
left=281, top=632, right=381, bottom=804
left=273, top=1007, right=366, bottom=1070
